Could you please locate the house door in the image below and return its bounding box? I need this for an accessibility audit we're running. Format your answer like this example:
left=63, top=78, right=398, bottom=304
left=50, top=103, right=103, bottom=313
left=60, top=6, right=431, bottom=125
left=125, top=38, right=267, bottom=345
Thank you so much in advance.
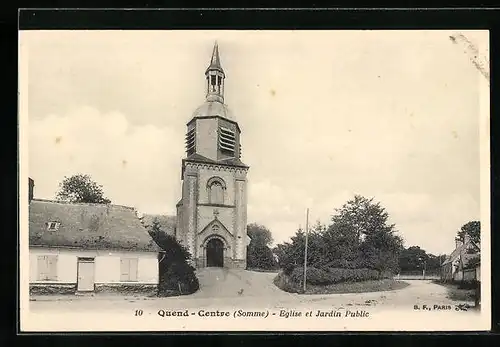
left=77, top=258, right=95, bottom=292
left=206, top=239, right=224, bottom=267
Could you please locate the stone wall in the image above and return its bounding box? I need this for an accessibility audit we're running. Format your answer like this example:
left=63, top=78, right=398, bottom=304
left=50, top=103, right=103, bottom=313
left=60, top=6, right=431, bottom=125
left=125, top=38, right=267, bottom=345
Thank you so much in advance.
left=95, top=283, right=158, bottom=296
left=29, top=283, right=158, bottom=296
left=30, top=283, right=76, bottom=295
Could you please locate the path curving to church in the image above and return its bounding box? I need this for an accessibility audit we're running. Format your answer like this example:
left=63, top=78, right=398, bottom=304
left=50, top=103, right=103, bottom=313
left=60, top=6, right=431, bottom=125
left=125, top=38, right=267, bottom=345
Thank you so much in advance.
left=191, top=268, right=293, bottom=299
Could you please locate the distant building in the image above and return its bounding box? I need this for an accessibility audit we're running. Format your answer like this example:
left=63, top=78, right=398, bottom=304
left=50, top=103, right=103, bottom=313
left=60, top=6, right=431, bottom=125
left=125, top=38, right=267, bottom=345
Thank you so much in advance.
left=29, top=184, right=162, bottom=296
left=440, top=233, right=480, bottom=283
left=175, top=42, right=251, bottom=269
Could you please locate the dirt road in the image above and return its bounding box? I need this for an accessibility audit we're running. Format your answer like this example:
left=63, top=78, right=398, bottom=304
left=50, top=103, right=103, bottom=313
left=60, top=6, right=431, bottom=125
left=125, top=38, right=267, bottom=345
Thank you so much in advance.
left=29, top=268, right=474, bottom=313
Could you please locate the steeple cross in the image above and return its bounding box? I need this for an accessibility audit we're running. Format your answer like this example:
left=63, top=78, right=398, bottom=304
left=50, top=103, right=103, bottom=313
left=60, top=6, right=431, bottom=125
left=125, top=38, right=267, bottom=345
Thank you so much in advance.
left=213, top=209, right=219, bottom=219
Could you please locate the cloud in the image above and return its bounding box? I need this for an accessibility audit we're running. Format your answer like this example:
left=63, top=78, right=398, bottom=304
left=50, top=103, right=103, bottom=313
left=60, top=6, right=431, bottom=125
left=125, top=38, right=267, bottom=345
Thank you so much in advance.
left=29, top=106, right=183, bottom=215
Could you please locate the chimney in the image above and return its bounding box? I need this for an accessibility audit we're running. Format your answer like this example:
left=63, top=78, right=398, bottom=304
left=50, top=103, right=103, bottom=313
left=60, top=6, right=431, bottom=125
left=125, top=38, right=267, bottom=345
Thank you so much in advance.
left=28, top=177, right=34, bottom=203
left=455, top=237, right=463, bottom=249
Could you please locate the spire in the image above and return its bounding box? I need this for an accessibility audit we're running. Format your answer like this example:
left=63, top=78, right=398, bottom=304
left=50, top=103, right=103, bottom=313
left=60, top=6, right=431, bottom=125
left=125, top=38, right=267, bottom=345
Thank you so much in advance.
left=205, top=41, right=224, bottom=75
left=205, top=41, right=225, bottom=103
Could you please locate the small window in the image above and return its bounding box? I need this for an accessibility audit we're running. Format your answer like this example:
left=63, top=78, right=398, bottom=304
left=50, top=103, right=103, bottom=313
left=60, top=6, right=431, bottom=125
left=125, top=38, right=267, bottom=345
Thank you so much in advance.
left=217, top=76, right=222, bottom=85
left=210, top=75, right=217, bottom=86
left=46, top=221, right=60, bottom=231
left=120, top=258, right=138, bottom=282
left=37, top=255, right=58, bottom=281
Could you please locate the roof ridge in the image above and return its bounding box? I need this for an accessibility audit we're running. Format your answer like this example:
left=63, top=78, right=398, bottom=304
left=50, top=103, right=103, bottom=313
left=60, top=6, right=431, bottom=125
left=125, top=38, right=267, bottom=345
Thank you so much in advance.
left=31, top=198, right=135, bottom=210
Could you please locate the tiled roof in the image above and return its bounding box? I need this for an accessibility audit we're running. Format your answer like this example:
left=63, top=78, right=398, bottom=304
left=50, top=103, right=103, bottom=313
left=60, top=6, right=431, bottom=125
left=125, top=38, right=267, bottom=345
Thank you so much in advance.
left=141, top=214, right=176, bottom=236
left=29, top=199, right=161, bottom=252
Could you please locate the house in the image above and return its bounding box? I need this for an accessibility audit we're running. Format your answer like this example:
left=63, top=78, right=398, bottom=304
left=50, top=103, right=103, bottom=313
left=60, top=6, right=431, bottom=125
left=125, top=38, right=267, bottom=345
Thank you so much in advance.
left=440, top=233, right=480, bottom=283
left=29, top=193, right=162, bottom=296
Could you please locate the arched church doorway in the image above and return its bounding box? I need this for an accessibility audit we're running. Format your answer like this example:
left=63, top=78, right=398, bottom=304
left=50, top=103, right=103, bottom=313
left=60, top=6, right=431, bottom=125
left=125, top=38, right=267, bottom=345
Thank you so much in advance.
left=206, top=238, right=224, bottom=267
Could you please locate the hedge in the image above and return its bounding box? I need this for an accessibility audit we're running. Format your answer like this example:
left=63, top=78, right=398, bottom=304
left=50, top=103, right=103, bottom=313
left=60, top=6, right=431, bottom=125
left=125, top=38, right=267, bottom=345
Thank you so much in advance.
left=158, top=261, right=199, bottom=296
left=290, top=266, right=384, bottom=285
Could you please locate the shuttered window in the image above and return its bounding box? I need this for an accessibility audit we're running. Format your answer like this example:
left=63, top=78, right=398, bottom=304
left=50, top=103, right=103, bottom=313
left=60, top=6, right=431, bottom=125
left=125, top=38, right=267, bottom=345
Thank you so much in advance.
left=37, top=255, right=58, bottom=281
left=120, top=258, right=138, bottom=282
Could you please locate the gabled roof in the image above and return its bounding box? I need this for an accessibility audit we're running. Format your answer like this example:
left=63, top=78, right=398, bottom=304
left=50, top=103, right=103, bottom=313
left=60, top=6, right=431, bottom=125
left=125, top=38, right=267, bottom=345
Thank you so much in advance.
left=441, top=239, right=480, bottom=267
left=29, top=199, right=161, bottom=252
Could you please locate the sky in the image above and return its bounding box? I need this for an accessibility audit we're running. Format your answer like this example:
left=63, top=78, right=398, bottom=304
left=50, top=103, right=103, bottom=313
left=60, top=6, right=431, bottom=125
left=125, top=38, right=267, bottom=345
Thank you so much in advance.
left=20, top=30, right=489, bottom=255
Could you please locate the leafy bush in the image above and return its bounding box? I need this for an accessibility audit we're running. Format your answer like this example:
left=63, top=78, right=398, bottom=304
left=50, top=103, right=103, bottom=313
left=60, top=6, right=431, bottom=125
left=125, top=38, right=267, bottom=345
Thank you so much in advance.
left=247, top=244, right=278, bottom=270
left=247, top=223, right=279, bottom=270
left=290, top=266, right=382, bottom=285
left=158, top=260, right=199, bottom=295
left=290, top=267, right=331, bottom=285
left=273, top=271, right=302, bottom=294
left=148, top=219, right=199, bottom=296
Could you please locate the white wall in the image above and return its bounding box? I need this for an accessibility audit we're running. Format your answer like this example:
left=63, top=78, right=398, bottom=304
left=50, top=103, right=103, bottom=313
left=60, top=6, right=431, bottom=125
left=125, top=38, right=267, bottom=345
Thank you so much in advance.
left=30, top=247, right=159, bottom=284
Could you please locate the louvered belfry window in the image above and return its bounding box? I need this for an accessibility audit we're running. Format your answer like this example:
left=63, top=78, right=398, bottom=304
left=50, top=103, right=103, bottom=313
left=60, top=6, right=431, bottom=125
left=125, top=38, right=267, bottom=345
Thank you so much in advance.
left=185, top=127, right=196, bottom=156
left=218, top=126, right=236, bottom=155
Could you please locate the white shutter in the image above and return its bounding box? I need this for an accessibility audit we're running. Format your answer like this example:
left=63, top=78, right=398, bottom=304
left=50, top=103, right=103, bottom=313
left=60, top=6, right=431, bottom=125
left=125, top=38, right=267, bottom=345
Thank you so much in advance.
left=129, top=259, right=138, bottom=281
left=47, top=255, right=58, bottom=280
left=37, top=256, right=48, bottom=281
left=120, top=258, right=130, bottom=281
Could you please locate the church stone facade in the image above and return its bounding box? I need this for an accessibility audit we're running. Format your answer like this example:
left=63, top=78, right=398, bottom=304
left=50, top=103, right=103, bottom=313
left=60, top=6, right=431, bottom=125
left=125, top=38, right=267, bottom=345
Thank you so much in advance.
left=175, top=42, right=250, bottom=269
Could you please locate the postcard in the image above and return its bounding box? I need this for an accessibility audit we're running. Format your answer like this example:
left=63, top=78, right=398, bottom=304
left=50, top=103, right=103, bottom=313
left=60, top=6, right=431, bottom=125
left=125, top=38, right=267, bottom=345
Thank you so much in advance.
left=19, top=29, right=491, bottom=331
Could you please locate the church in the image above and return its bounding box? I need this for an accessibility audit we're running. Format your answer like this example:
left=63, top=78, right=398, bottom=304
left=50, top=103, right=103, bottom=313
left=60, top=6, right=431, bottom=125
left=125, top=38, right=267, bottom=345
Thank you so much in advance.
left=175, top=42, right=251, bottom=269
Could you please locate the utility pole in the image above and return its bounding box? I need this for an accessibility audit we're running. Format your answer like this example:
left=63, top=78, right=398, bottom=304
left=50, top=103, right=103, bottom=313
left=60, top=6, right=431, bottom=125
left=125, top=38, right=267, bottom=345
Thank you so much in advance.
left=423, top=259, right=427, bottom=280
left=303, top=208, right=309, bottom=293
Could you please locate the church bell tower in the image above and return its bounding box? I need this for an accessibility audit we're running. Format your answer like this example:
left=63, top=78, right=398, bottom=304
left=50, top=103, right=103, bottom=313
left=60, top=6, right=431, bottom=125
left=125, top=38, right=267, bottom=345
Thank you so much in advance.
left=175, top=42, right=250, bottom=269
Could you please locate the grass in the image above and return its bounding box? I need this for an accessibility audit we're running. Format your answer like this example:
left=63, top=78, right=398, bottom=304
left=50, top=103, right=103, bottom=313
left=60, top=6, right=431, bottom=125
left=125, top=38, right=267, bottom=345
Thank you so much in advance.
left=274, top=271, right=410, bottom=295
left=247, top=267, right=280, bottom=273
left=432, top=280, right=478, bottom=302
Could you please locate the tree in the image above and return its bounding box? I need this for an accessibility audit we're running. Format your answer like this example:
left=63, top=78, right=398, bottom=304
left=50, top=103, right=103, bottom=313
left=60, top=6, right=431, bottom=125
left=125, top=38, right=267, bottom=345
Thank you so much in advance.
left=329, top=195, right=402, bottom=273
left=275, top=195, right=403, bottom=277
left=331, top=195, right=395, bottom=240
left=398, top=247, right=445, bottom=273
left=148, top=219, right=199, bottom=296
left=247, top=223, right=273, bottom=247
left=246, top=223, right=277, bottom=270
left=360, top=225, right=403, bottom=274
left=399, top=246, right=428, bottom=272
left=56, top=174, right=111, bottom=204
left=457, top=221, right=480, bottom=246
left=274, top=228, right=306, bottom=274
